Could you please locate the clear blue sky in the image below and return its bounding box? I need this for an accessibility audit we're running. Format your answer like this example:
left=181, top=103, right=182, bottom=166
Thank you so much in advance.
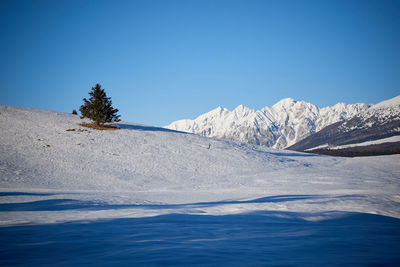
left=1, top=0, right=399, bottom=126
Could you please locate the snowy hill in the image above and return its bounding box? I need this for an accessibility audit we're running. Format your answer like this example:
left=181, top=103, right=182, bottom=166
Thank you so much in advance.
left=1, top=104, right=400, bottom=222
left=165, top=98, right=369, bottom=148
left=289, top=95, right=400, bottom=155
left=1, top=105, right=400, bottom=265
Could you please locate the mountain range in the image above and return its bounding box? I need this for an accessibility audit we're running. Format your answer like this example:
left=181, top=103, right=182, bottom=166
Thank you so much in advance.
left=165, top=95, right=400, bottom=153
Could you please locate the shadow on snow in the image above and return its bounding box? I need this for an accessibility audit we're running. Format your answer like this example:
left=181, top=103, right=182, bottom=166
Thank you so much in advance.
left=0, top=192, right=55, bottom=197
left=115, top=123, right=188, bottom=134
left=0, top=194, right=332, bottom=212
left=1, top=193, right=399, bottom=265
left=268, top=151, right=321, bottom=157
left=0, top=211, right=399, bottom=266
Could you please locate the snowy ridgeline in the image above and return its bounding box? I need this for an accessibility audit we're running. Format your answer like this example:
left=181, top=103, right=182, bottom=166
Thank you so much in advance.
left=0, top=104, right=400, bottom=226
left=166, top=95, right=400, bottom=149
left=165, top=98, right=370, bottom=148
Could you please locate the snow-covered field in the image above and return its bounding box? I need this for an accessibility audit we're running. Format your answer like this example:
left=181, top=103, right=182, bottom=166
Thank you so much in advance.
left=1, top=105, right=400, bottom=265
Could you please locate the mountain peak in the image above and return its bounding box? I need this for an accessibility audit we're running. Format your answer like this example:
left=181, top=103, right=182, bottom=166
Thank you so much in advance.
left=273, top=98, right=296, bottom=108
left=206, top=106, right=229, bottom=116
left=232, top=104, right=253, bottom=118
left=234, top=104, right=248, bottom=111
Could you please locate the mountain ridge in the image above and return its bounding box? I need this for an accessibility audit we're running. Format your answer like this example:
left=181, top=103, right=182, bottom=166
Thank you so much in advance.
left=165, top=97, right=373, bottom=148
left=289, top=95, right=400, bottom=154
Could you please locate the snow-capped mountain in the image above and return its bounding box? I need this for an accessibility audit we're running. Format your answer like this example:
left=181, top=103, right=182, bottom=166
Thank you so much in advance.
left=165, top=98, right=370, bottom=148
left=288, top=95, right=400, bottom=153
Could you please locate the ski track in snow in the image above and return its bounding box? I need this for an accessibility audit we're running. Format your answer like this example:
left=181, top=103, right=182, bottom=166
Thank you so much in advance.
left=1, top=105, right=400, bottom=265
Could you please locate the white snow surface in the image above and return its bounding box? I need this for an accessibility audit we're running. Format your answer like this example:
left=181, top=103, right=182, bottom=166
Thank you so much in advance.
left=165, top=97, right=370, bottom=148
left=1, top=105, right=400, bottom=226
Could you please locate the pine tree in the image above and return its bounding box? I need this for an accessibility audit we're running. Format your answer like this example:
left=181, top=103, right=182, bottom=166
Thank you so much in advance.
left=79, top=84, right=120, bottom=125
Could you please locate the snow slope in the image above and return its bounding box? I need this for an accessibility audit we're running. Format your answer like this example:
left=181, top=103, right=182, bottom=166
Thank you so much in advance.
left=1, top=104, right=400, bottom=225
left=1, top=105, right=400, bottom=265
left=290, top=95, right=400, bottom=152
left=165, top=98, right=369, bottom=148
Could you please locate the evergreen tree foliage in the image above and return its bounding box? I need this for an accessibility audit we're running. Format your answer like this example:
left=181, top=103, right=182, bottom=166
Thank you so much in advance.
left=72, top=109, right=78, bottom=115
left=79, top=84, right=120, bottom=125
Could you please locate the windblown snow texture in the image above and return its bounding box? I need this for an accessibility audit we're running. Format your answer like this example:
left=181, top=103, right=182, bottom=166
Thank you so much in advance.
left=1, top=105, right=399, bottom=265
